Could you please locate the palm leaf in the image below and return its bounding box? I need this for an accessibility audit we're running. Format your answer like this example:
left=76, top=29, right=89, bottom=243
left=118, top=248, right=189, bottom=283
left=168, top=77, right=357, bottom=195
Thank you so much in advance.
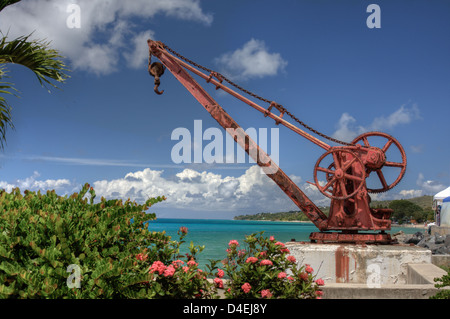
left=0, top=65, right=15, bottom=149
left=0, top=32, right=70, bottom=149
left=0, top=0, right=21, bottom=13
left=0, top=33, right=70, bottom=88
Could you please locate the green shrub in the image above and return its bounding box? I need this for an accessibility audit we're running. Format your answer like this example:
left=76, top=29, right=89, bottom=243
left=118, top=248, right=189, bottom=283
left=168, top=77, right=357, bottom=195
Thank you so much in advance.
left=431, top=269, right=450, bottom=299
left=214, top=232, right=323, bottom=299
left=0, top=183, right=211, bottom=299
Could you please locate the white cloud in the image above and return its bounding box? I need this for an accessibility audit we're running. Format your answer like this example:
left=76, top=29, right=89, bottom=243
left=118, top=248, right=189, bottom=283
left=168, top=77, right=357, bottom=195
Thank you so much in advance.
left=124, top=30, right=156, bottom=69
left=416, top=173, right=447, bottom=195
left=332, top=103, right=421, bottom=142
left=398, top=189, right=424, bottom=198
left=332, top=112, right=364, bottom=142
left=0, top=165, right=332, bottom=214
left=370, top=104, right=421, bottom=131
left=214, top=39, right=288, bottom=80
left=92, top=166, right=295, bottom=212
left=0, top=171, right=72, bottom=193
left=0, top=0, right=212, bottom=75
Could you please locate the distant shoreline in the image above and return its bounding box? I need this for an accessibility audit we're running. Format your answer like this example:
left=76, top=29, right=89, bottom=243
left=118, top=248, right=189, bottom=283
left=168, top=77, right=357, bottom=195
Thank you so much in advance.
left=237, top=219, right=430, bottom=229
left=392, top=223, right=427, bottom=229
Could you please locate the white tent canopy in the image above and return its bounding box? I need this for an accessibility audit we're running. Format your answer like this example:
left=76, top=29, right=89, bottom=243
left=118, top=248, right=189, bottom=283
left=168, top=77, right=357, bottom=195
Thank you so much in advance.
left=434, top=186, right=450, bottom=201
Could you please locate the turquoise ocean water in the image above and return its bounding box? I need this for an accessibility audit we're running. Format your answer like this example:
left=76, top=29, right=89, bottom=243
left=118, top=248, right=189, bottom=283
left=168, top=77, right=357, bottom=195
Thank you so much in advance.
left=146, top=218, right=421, bottom=269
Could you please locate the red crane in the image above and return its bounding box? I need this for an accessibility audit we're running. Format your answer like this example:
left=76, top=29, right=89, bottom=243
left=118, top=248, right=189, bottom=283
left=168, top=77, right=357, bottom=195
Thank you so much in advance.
left=147, top=39, right=407, bottom=244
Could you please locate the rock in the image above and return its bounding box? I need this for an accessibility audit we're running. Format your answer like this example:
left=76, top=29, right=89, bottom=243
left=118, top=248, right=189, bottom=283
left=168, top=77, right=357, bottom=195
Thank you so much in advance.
left=407, top=232, right=424, bottom=245
left=444, top=235, right=450, bottom=246
left=435, top=234, right=445, bottom=245
left=435, top=246, right=450, bottom=255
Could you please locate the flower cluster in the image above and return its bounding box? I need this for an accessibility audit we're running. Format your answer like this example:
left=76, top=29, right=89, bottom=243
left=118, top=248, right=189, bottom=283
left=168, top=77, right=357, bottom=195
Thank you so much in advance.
left=220, top=232, right=324, bottom=299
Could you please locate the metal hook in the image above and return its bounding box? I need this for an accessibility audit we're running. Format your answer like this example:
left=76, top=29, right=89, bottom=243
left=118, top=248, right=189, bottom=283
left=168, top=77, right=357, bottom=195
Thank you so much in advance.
left=154, top=82, right=164, bottom=95
left=149, top=62, right=165, bottom=95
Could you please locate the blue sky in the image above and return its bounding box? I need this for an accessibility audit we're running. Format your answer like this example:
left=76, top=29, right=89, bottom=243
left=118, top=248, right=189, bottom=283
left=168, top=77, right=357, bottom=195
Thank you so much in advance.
left=0, top=0, right=449, bottom=219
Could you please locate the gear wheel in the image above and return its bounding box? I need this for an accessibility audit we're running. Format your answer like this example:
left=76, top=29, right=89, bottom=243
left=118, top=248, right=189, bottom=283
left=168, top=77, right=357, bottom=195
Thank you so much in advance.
left=351, top=132, right=407, bottom=193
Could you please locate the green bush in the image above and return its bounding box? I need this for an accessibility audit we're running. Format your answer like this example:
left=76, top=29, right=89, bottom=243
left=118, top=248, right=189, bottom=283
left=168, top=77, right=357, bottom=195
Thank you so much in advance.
left=0, top=184, right=322, bottom=299
left=0, top=183, right=210, bottom=299
left=215, top=232, right=323, bottom=299
left=431, top=269, right=450, bottom=299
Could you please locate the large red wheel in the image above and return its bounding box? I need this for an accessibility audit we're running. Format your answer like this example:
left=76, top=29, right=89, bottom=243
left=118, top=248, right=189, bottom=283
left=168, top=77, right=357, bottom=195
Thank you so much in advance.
left=351, top=132, right=407, bottom=193
left=314, top=148, right=366, bottom=200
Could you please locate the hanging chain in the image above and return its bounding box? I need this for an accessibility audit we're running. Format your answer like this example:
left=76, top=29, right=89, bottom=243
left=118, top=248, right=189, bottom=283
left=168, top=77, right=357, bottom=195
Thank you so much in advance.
left=163, top=44, right=353, bottom=147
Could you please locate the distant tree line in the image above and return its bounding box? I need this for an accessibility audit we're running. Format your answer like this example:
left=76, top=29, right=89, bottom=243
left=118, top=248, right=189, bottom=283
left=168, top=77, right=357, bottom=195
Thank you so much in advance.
left=373, top=199, right=434, bottom=224
left=234, top=208, right=329, bottom=222
left=235, top=197, right=434, bottom=224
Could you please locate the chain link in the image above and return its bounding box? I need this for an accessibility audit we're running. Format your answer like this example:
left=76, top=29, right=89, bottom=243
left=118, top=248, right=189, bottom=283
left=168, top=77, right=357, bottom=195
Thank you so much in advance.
left=163, top=44, right=353, bottom=146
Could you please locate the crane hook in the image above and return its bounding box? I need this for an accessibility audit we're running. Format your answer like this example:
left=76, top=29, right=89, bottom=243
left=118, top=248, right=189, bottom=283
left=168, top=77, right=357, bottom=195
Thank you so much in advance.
left=148, top=61, right=165, bottom=95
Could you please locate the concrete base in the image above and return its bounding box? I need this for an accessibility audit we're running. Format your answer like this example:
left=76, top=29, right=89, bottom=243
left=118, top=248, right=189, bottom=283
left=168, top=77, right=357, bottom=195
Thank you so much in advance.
left=286, top=242, right=432, bottom=285
left=321, top=282, right=440, bottom=299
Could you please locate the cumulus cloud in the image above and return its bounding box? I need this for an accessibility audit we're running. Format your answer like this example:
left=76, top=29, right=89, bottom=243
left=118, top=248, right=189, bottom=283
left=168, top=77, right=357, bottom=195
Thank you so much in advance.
left=0, top=164, right=330, bottom=213
left=416, top=173, right=447, bottom=195
left=92, top=165, right=319, bottom=212
left=215, top=39, right=288, bottom=80
left=332, top=103, right=421, bottom=142
left=0, top=0, right=212, bottom=75
left=0, top=171, right=73, bottom=193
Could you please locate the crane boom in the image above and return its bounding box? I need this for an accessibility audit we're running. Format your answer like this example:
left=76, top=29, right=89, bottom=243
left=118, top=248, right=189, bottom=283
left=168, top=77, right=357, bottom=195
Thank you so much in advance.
left=148, top=39, right=328, bottom=230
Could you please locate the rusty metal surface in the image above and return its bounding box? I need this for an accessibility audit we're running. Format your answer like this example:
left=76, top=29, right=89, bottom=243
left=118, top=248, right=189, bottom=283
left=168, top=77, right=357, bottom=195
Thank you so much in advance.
left=310, top=232, right=393, bottom=244
left=147, top=39, right=407, bottom=244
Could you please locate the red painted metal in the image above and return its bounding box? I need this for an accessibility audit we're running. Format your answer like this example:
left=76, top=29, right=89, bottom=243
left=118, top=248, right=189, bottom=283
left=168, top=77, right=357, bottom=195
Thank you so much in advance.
left=147, top=39, right=407, bottom=244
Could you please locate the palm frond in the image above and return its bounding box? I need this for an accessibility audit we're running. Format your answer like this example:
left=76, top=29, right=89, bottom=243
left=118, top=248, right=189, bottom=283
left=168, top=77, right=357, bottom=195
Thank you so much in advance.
left=0, top=33, right=70, bottom=89
left=0, top=65, right=16, bottom=149
left=0, top=0, right=21, bottom=13
left=0, top=93, right=14, bottom=150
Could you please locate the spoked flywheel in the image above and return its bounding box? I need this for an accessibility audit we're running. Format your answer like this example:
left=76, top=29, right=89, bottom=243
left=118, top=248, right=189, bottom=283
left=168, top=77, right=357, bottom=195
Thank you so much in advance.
left=313, top=148, right=366, bottom=200
left=351, top=132, right=407, bottom=193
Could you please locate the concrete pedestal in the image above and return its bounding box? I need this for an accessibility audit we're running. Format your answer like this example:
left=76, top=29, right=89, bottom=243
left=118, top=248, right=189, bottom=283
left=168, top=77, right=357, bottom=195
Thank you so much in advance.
left=286, top=242, right=432, bottom=285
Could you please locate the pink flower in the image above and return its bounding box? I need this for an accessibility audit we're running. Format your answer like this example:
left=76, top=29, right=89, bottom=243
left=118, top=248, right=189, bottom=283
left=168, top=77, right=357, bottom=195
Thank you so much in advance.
left=269, top=236, right=275, bottom=241
left=260, top=259, right=273, bottom=266
left=136, top=253, right=148, bottom=261
left=287, top=276, right=294, bottom=281
left=299, top=272, right=309, bottom=281
left=261, top=289, right=272, bottom=299
left=214, top=277, right=224, bottom=289
left=238, top=249, right=246, bottom=257
left=315, top=278, right=325, bottom=286
left=182, top=266, right=190, bottom=273
left=163, top=265, right=176, bottom=277
left=172, top=260, right=184, bottom=268
left=305, top=264, right=314, bottom=274
left=149, top=261, right=166, bottom=275
left=278, top=272, right=287, bottom=279
left=187, top=260, right=198, bottom=267
left=258, top=251, right=267, bottom=258
left=228, top=239, right=239, bottom=247
left=287, top=255, right=296, bottom=263
left=241, top=283, right=251, bottom=294
left=246, top=257, right=258, bottom=264
left=217, top=269, right=224, bottom=278
left=281, top=248, right=290, bottom=254
left=316, top=290, right=324, bottom=297
left=275, top=241, right=285, bottom=247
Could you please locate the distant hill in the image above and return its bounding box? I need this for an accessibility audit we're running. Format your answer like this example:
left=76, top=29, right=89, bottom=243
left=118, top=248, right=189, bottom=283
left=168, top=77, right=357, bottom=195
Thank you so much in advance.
left=234, top=196, right=433, bottom=221
left=370, top=195, right=433, bottom=210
